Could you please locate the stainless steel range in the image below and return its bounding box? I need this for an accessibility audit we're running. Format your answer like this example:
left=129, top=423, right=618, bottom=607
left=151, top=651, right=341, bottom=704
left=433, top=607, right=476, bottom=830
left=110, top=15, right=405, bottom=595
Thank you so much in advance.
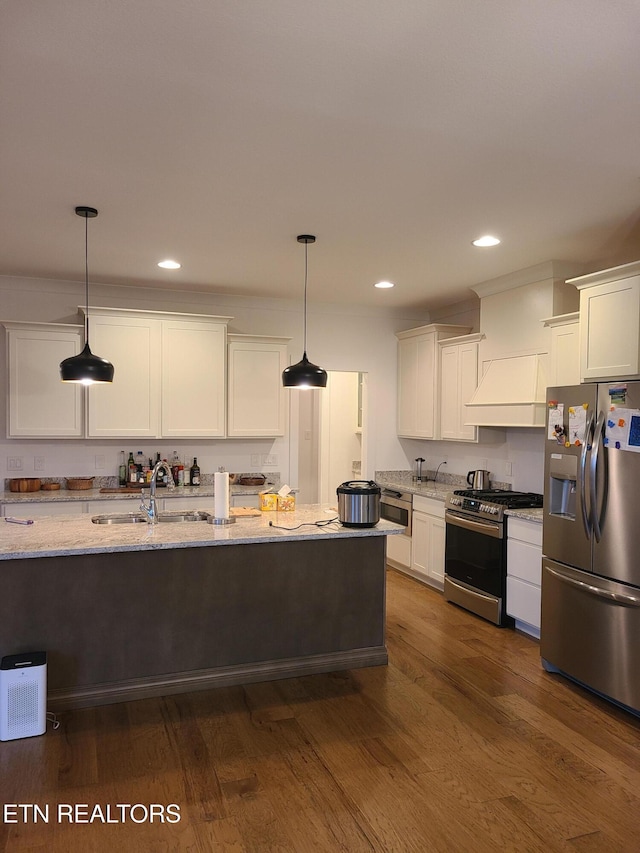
left=444, top=489, right=543, bottom=626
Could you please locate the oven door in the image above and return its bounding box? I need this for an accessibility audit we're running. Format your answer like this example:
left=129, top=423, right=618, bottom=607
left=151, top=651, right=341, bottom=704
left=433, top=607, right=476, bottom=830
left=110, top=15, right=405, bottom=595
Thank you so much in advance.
left=380, top=490, right=412, bottom=535
left=444, top=509, right=510, bottom=625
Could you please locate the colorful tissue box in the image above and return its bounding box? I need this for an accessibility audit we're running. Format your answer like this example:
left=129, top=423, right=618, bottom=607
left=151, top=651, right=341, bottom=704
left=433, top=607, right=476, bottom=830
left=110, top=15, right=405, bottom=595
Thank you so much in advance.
left=259, top=492, right=278, bottom=511
left=277, top=494, right=296, bottom=512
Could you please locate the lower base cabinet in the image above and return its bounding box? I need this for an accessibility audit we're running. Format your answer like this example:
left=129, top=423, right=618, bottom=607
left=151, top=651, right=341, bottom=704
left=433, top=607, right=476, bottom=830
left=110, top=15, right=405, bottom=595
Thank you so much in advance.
left=506, top=516, right=543, bottom=638
left=386, top=531, right=412, bottom=571
left=409, top=496, right=445, bottom=588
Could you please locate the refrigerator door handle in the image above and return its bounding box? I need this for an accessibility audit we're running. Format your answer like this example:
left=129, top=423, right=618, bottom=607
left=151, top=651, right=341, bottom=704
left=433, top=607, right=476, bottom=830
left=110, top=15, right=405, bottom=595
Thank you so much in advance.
left=590, top=410, right=605, bottom=543
left=579, top=411, right=593, bottom=537
left=546, top=566, right=640, bottom=606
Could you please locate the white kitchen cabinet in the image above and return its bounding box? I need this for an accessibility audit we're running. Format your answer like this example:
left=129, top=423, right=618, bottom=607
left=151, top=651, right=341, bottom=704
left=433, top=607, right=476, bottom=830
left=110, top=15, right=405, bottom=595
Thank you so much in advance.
left=569, top=261, right=640, bottom=381
left=4, top=501, right=85, bottom=517
left=396, top=324, right=471, bottom=439
left=85, top=308, right=231, bottom=438
left=162, top=494, right=213, bottom=511
left=542, top=313, right=580, bottom=387
left=86, top=310, right=161, bottom=438
left=230, top=494, right=261, bottom=509
left=386, top=531, right=412, bottom=571
left=227, top=334, right=290, bottom=438
left=506, top=516, right=542, bottom=638
left=3, top=322, right=84, bottom=437
left=162, top=320, right=227, bottom=437
left=439, top=334, right=481, bottom=442
left=409, top=495, right=446, bottom=588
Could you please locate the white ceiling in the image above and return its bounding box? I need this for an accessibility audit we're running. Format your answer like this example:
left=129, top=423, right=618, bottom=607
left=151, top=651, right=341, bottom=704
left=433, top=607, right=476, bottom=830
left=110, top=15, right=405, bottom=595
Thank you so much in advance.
left=2, top=1, right=640, bottom=311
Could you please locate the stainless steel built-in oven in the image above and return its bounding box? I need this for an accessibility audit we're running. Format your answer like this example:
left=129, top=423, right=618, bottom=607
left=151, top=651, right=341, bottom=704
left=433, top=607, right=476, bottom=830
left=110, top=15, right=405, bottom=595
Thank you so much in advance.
left=380, top=489, right=412, bottom=535
left=444, top=489, right=543, bottom=627
left=381, top=489, right=413, bottom=571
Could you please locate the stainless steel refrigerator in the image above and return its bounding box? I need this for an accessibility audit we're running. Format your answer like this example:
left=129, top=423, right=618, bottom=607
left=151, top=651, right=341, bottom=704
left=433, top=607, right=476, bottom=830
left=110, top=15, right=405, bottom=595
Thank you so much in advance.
left=542, top=382, right=640, bottom=715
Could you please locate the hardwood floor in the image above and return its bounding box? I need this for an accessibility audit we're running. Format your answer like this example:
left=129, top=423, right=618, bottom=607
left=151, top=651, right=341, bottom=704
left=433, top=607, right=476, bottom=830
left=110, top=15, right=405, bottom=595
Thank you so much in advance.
left=1, top=568, right=639, bottom=852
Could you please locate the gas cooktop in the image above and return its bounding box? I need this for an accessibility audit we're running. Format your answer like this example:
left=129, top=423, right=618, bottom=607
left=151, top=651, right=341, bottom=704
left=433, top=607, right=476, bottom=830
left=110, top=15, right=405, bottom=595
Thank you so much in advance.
left=453, top=489, right=544, bottom=508
left=446, top=489, right=543, bottom=521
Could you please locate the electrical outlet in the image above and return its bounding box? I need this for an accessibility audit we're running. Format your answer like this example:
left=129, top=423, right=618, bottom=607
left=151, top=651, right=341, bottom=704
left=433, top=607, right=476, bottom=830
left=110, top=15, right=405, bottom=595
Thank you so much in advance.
left=505, top=461, right=513, bottom=476
left=7, top=456, right=23, bottom=471
left=261, top=454, right=277, bottom=466
left=250, top=454, right=261, bottom=467
left=34, top=456, right=45, bottom=471
left=95, top=454, right=105, bottom=469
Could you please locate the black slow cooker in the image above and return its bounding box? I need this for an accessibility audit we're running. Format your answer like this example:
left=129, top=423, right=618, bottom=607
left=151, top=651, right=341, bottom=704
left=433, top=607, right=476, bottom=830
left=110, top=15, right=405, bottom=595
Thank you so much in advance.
left=336, top=480, right=381, bottom=528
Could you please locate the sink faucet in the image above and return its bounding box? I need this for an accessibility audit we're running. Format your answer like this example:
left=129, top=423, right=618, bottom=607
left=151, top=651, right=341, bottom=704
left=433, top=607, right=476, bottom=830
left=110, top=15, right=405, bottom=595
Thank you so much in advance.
left=140, top=460, right=175, bottom=524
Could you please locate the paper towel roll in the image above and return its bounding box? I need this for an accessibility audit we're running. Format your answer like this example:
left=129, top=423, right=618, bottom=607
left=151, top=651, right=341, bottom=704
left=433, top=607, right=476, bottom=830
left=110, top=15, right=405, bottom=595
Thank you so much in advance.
left=214, top=471, right=230, bottom=519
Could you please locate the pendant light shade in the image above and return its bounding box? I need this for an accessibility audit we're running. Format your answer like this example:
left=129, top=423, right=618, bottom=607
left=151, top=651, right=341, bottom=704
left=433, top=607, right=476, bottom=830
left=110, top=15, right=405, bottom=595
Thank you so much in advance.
left=282, top=235, right=327, bottom=389
left=60, top=206, right=114, bottom=384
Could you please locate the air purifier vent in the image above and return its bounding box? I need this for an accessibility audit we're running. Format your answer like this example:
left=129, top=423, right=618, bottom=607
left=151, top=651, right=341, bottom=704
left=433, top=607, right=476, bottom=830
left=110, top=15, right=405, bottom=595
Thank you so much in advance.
left=0, top=651, right=47, bottom=741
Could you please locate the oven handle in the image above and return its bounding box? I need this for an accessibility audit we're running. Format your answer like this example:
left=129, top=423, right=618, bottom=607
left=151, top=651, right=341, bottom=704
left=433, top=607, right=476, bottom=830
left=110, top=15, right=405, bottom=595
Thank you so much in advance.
left=445, top=509, right=503, bottom=539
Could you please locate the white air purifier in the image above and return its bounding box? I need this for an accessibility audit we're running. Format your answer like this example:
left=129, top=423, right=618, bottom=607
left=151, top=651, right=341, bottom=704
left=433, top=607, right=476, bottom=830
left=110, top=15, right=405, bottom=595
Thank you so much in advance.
left=0, top=651, right=47, bottom=741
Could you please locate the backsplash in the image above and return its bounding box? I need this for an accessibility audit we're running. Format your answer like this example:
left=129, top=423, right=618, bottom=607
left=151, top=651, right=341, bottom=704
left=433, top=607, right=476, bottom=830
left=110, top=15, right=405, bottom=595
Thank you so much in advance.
left=375, top=469, right=511, bottom=491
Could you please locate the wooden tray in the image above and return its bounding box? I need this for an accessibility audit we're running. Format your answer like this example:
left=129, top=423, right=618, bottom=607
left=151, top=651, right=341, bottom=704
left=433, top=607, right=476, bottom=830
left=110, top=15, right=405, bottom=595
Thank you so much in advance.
left=230, top=507, right=261, bottom=517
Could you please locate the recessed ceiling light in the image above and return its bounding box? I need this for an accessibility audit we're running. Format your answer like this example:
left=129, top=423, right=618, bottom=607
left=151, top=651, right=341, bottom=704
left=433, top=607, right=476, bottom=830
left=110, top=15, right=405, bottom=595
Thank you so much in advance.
left=472, top=235, right=501, bottom=247
left=157, top=259, right=181, bottom=269
left=374, top=280, right=395, bottom=289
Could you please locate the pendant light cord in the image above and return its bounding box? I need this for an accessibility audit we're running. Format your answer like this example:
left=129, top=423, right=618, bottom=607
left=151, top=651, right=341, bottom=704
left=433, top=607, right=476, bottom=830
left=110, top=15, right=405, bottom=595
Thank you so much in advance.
left=302, top=239, right=308, bottom=355
left=83, top=212, right=90, bottom=345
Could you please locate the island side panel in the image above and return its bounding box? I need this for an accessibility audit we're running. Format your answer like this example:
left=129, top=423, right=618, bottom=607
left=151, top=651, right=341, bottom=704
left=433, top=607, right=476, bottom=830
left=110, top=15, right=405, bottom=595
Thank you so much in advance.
left=1, top=536, right=386, bottom=696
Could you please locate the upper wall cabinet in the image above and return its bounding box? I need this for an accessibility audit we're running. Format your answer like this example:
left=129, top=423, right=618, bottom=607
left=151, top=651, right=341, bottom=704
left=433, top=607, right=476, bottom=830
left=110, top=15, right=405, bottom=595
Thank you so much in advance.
left=3, top=321, right=84, bottom=437
left=542, top=313, right=580, bottom=387
left=85, top=307, right=231, bottom=439
left=569, top=262, right=640, bottom=381
left=439, top=334, right=482, bottom=442
left=227, top=334, right=290, bottom=438
left=396, top=324, right=471, bottom=439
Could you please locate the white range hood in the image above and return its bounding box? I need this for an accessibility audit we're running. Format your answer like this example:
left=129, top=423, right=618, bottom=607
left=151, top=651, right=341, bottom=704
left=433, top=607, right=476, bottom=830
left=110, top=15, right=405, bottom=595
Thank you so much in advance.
left=464, top=354, right=548, bottom=427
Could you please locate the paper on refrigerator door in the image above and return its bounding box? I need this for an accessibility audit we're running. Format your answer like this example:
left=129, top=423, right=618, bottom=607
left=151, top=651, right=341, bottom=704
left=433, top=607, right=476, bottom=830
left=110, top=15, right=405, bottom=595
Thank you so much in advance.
left=547, top=402, right=564, bottom=442
left=568, top=405, right=588, bottom=446
left=605, top=406, right=640, bottom=452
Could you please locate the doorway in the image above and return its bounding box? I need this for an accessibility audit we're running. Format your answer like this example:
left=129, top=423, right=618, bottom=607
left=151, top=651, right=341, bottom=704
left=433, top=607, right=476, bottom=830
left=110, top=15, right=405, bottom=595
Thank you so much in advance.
left=296, top=371, right=367, bottom=505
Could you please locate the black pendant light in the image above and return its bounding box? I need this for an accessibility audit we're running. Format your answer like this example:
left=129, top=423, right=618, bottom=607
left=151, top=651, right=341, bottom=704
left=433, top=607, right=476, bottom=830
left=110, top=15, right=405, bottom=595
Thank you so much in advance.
left=282, top=234, right=327, bottom=389
left=60, top=206, right=114, bottom=384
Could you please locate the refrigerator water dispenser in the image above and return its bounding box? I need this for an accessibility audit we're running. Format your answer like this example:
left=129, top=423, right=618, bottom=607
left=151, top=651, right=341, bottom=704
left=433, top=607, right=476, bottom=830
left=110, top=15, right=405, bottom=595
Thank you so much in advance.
left=548, top=454, right=577, bottom=520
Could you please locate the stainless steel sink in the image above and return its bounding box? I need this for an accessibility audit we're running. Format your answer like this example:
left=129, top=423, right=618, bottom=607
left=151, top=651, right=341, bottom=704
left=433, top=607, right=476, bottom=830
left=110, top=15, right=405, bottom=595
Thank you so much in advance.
left=91, top=510, right=210, bottom=524
left=157, top=510, right=210, bottom=523
left=91, top=513, right=147, bottom=524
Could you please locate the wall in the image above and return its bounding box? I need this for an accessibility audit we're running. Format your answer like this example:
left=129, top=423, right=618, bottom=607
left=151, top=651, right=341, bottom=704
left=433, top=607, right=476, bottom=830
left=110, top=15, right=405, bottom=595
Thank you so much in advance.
left=399, top=429, right=545, bottom=494
left=319, top=371, right=362, bottom=504
left=0, top=274, right=427, bottom=486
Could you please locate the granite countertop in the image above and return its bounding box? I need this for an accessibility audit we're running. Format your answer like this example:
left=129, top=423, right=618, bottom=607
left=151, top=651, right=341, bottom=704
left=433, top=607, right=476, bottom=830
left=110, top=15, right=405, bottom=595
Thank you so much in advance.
left=0, top=505, right=405, bottom=561
left=375, top=474, right=453, bottom=501
left=0, top=483, right=277, bottom=505
left=375, top=471, right=543, bottom=524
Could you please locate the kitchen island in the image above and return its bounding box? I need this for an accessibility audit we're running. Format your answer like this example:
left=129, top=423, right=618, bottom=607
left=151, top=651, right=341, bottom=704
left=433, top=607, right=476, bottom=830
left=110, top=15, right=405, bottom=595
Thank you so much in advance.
left=0, top=507, right=402, bottom=710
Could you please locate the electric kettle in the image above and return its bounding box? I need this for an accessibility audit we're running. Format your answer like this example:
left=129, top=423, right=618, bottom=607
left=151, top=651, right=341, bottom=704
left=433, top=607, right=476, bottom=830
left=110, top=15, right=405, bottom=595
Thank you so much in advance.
left=467, top=469, right=491, bottom=490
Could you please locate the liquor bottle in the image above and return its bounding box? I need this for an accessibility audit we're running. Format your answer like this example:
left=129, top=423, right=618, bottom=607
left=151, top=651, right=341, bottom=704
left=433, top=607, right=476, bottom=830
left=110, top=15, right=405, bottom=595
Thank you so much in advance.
left=128, top=451, right=137, bottom=483
left=171, top=450, right=183, bottom=486
left=118, top=451, right=127, bottom=486
left=183, top=456, right=190, bottom=487
left=154, top=452, right=165, bottom=485
left=190, top=457, right=201, bottom=486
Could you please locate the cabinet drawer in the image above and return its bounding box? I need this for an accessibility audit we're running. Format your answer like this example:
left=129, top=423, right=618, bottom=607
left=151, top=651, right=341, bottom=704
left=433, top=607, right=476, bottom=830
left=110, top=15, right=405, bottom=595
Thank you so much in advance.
left=506, top=576, right=541, bottom=629
left=508, top=516, right=542, bottom=546
left=413, top=495, right=445, bottom=517
left=507, top=538, right=542, bottom=584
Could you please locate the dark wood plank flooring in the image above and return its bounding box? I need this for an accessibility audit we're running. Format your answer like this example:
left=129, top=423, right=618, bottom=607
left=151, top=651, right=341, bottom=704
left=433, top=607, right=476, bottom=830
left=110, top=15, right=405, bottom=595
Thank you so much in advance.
left=1, top=568, right=639, bottom=852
